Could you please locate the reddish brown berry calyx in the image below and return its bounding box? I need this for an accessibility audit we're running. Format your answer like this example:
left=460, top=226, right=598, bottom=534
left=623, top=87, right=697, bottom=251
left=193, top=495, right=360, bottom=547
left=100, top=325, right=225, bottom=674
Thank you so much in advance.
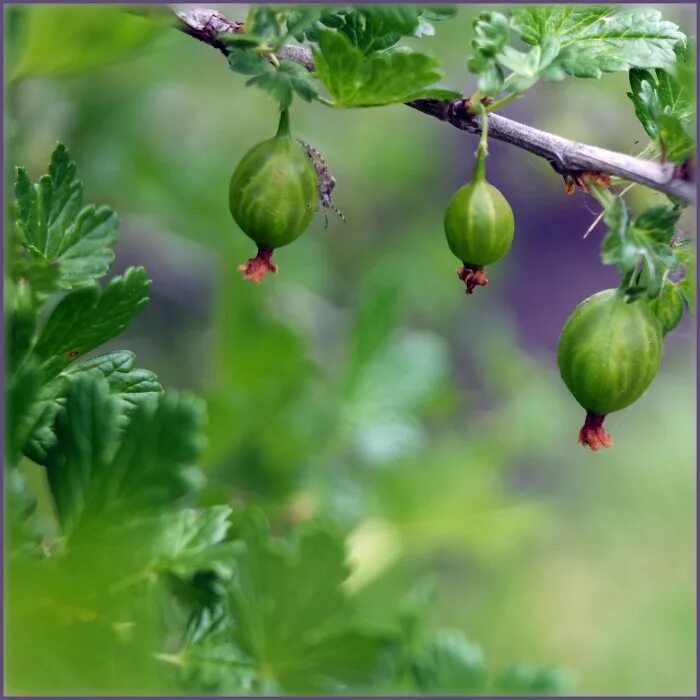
left=238, top=247, right=277, bottom=283
left=457, top=264, right=489, bottom=295
left=578, top=412, right=613, bottom=451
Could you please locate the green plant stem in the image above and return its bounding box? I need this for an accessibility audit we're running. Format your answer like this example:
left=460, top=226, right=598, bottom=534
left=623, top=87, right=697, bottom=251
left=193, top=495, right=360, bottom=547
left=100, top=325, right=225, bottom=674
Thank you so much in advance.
left=484, top=92, right=519, bottom=113
left=473, top=104, right=488, bottom=182
left=317, top=95, right=336, bottom=107
left=587, top=182, right=616, bottom=210
left=276, top=108, right=291, bottom=136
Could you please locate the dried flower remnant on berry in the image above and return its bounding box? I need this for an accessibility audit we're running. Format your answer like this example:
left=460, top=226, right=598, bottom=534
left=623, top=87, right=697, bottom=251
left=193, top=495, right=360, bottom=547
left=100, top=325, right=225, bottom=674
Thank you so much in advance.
left=578, top=412, right=613, bottom=451
left=457, top=264, right=489, bottom=294
left=238, top=247, right=278, bottom=283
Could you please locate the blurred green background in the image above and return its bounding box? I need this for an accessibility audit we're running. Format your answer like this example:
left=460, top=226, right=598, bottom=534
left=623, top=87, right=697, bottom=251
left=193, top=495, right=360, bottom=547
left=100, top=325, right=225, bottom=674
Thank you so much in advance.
left=5, top=3, right=696, bottom=695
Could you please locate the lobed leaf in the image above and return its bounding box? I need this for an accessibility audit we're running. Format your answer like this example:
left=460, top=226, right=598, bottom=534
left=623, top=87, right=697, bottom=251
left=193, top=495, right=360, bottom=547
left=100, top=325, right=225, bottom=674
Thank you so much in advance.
left=601, top=199, right=682, bottom=298
left=226, top=511, right=386, bottom=692
left=469, top=7, right=686, bottom=98
left=44, top=375, right=206, bottom=537
left=627, top=46, right=694, bottom=163
left=295, top=6, right=456, bottom=51
left=313, top=29, right=451, bottom=107
left=13, top=144, right=117, bottom=291
left=24, top=350, right=162, bottom=465
left=412, top=631, right=487, bottom=693
left=33, top=266, right=151, bottom=379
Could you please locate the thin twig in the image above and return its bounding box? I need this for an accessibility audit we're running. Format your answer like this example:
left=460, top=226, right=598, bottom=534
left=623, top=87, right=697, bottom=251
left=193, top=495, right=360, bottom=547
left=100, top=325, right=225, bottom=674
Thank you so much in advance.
left=171, top=4, right=696, bottom=205
left=583, top=183, right=636, bottom=239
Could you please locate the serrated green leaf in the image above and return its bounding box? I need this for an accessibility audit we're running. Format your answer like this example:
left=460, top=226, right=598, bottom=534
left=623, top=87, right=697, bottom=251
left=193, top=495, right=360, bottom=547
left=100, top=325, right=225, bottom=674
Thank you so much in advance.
left=45, top=376, right=122, bottom=535
left=246, top=59, right=319, bottom=109
left=496, top=662, right=573, bottom=694
left=6, top=361, right=48, bottom=468
left=627, top=69, right=661, bottom=138
left=334, top=7, right=420, bottom=53
left=475, top=7, right=686, bottom=98
left=228, top=45, right=318, bottom=109
left=405, top=86, right=462, bottom=101
left=343, top=331, right=448, bottom=463
left=226, top=512, right=385, bottom=692
left=519, top=7, right=684, bottom=77
left=218, top=33, right=263, bottom=49
left=14, top=144, right=117, bottom=291
left=227, top=47, right=270, bottom=76
left=154, top=507, right=239, bottom=579
left=6, top=278, right=37, bottom=374
left=314, top=29, right=445, bottom=107
left=420, top=7, right=457, bottom=23
left=6, top=469, right=43, bottom=553
left=297, top=6, right=454, bottom=54
left=250, top=6, right=282, bottom=40
left=627, top=56, right=694, bottom=158
left=412, top=631, right=487, bottom=693
left=657, top=113, right=694, bottom=163
left=633, top=205, right=682, bottom=244
left=44, top=375, right=206, bottom=536
left=33, top=266, right=150, bottom=379
left=675, top=241, right=696, bottom=313
left=106, top=390, right=206, bottom=512
left=24, top=350, right=162, bottom=465
left=282, top=7, right=323, bottom=44
left=602, top=200, right=681, bottom=298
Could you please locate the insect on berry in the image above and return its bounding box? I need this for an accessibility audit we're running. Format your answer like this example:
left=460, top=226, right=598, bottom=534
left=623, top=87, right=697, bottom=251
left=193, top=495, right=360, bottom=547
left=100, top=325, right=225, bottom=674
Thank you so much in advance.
left=299, top=140, right=346, bottom=229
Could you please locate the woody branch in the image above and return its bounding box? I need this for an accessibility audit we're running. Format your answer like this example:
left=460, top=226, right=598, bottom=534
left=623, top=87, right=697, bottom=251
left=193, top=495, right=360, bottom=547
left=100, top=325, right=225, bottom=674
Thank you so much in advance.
left=172, top=4, right=696, bottom=205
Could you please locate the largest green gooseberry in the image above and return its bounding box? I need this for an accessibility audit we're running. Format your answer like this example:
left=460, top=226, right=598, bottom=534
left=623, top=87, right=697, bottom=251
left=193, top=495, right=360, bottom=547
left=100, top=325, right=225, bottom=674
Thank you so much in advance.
left=229, top=109, right=317, bottom=282
left=444, top=149, right=514, bottom=294
left=557, top=288, right=663, bottom=450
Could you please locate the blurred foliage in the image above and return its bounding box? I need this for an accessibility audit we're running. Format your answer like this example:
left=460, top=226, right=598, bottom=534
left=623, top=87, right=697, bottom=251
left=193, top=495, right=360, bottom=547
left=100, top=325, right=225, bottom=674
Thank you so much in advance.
left=4, top=3, right=696, bottom=696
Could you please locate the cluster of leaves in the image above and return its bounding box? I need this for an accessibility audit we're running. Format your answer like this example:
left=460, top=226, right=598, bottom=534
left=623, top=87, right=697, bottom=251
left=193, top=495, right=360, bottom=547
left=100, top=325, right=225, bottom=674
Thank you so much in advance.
left=222, top=5, right=460, bottom=109
left=464, top=6, right=695, bottom=329
left=467, top=6, right=686, bottom=99
left=627, top=44, right=694, bottom=163
left=6, top=145, right=571, bottom=695
left=600, top=198, right=687, bottom=295
left=6, top=144, right=227, bottom=691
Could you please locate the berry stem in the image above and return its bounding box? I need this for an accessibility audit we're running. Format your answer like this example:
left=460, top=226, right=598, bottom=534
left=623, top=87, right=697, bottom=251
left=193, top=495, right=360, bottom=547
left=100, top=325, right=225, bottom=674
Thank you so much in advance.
left=484, top=92, right=519, bottom=113
left=473, top=104, right=489, bottom=183
left=276, top=108, right=291, bottom=137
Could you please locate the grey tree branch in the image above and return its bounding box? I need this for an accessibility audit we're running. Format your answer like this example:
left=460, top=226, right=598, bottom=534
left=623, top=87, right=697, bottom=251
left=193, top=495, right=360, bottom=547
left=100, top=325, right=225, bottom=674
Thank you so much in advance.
left=172, top=4, right=695, bottom=205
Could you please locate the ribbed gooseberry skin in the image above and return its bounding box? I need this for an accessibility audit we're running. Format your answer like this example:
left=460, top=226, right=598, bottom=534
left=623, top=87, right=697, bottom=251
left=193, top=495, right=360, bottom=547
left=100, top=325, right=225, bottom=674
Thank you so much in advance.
left=557, top=288, right=663, bottom=416
left=444, top=179, right=514, bottom=266
left=229, top=134, right=317, bottom=250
